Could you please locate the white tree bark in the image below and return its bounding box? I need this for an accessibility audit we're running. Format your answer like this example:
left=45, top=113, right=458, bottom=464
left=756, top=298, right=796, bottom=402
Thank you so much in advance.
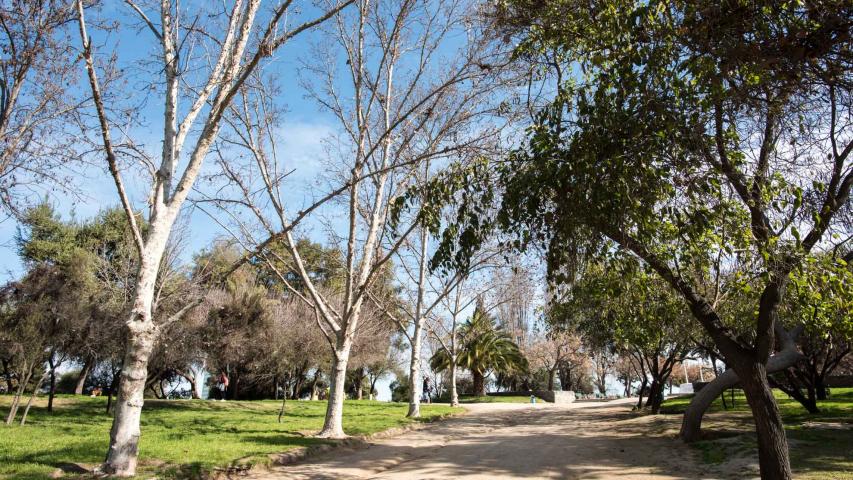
left=206, top=0, right=503, bottom=439
left=407, top=226, right=429, bottom=417
left=75, top=0, right=352, bottom=474
left=319, top=342, right=352, bottom=438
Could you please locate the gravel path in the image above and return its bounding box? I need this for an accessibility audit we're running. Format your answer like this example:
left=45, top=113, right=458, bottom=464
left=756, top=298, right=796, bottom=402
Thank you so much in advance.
left=246, top=398, right=717, bottom=479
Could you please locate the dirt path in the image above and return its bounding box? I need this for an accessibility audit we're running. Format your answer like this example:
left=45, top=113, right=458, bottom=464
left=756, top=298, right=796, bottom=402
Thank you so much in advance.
left=246, top=398, right=731, bottom=479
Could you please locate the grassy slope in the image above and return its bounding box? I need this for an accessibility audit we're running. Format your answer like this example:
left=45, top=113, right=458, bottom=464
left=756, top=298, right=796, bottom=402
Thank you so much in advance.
left=0, top=395, right=459, bottom=480
left=660, top=387, right=853, bottom=480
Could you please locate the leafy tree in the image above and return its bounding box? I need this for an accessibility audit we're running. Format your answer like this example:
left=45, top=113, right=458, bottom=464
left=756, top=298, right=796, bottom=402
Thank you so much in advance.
left=0, top=260, right=92, bottom=423
left=415, top=2, right=853, bottom=477
left=560, top=259, right=698, bottom=412
left=770, top=252, right=853, bottom=412
left=430, top=303, right=527, bottom=396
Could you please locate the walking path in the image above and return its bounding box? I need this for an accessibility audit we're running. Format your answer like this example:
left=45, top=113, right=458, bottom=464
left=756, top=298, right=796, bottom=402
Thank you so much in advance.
left=247, top=398, right=730, bottom=479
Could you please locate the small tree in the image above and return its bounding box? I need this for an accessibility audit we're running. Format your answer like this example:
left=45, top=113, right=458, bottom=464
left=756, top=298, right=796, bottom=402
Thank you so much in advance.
left=431, top=302, right=527, bottom=396
left=526, top=325, right=583, bottom=392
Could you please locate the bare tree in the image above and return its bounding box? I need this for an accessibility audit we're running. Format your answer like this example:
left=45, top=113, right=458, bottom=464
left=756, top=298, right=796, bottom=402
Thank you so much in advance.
left=526, top=326, right=583, bottom=391
left=0, top=0, right=84, bottom=217
left=74, top=0, right=352, bottom=474
left=426, top=269, right=502, bottom=405
left=590, top=349, right=614, bottom=396
left=205, top=0, right=504, bottom=436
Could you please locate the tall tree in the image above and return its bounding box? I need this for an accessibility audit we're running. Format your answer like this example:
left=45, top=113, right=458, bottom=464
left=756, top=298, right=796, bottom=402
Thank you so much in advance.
left=208, top=0, right=503, bottom=436
left=74, top=1, right=352, bottom=474
left=425, top=2, right=853, bottom=478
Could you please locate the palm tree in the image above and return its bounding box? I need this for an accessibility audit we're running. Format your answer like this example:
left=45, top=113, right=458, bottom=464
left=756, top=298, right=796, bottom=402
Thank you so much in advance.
left=431, top=304, right=528, bottom=396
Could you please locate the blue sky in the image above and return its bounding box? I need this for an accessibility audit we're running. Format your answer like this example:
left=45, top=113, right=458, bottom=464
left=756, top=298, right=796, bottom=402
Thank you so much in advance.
left=0, top=2, right=345, bottom=280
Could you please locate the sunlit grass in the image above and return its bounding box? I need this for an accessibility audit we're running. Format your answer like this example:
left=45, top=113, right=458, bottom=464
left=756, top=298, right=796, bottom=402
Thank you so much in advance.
left=0, top=394, right=459, bottom=479
left=660, top=387, right=853, bottom=479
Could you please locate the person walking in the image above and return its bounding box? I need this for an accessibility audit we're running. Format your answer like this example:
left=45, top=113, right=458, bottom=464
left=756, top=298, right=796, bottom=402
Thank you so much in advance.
left=216, top=371, right=229, bottom=401
left=422, top=377, right=432, bottom=404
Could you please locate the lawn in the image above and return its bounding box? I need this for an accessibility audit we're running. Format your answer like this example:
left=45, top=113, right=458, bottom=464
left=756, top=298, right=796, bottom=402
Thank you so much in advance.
left=660, top=387, right=853, bottom=479
left=0, top=395, right=459, bottom=480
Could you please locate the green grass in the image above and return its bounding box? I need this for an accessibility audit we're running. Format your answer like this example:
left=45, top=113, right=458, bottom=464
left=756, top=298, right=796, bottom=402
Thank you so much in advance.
left=660, top=388, right=853, bottom=479
left=0, top=394, right=459, bottom=480
left=659, top=387, right=853, bottom=421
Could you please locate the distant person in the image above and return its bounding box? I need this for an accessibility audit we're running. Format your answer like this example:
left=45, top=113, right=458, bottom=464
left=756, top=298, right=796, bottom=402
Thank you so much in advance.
left=216, top=371, right=229, bottom=401
left=422, top=377, right=432, bottom=404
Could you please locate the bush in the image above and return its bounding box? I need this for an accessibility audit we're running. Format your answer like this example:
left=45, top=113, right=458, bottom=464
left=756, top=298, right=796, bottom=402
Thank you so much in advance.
left=390, top=377, right=410, bottom=403
left=55, top=370, right=82, bottom=394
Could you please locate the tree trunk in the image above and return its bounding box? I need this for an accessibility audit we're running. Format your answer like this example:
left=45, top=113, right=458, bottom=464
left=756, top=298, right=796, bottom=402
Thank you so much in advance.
left=680, top=325, right=802, bottom=442
left=769, top=371, right=820, bottom=414
left=407, top=225, right=429, bottom=417
left=277, top=394, right=287, bottom=423
left=547, top=368, right=556, bottom=392
left=189, top=360, right=206, bottom=400
left=740, top=364, right=792, bottom=480
left=47, top=363, right=57, bottom=413
left=317, top=343, right=351, bottom=438
left=449, top=362, right=459, bottom=407
left=75, top=357, right=94, bottom=395
left=636, top=377, right=647, bottom=410
left=647, top=379, right=663, bottom=414
left=102, top=322, right=158, bottom=476
left=355, top=369, right=364, bottom=401
left=796, top=386, right=819, bottom=414
left=310, top=369, right=321, bottom=401
left=369, top=376, right=379, bottom=400
left=815, top=381, right=828, bottom=401
left=5, top=360, right=35, bottom=425
left=20, top=370, right=50, bottom=425
left=473, top=371, right=486, bottom=397
left=407, top=318, right=425, bottom=418
left=187, top=376, right=198, bottom=400
left=292, top=371, right=305, bottom=400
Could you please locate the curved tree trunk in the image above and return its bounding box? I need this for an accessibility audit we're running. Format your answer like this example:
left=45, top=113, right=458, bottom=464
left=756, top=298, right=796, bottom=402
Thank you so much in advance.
left=75, top=357, right=94, bottom=395
left=680, top=324, right=802, bottom=442
left=20, top=370, right=50, bottom=425
left=19, top=371, right=48, bottom=426
left=5, top=359, right=35, bottom=425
